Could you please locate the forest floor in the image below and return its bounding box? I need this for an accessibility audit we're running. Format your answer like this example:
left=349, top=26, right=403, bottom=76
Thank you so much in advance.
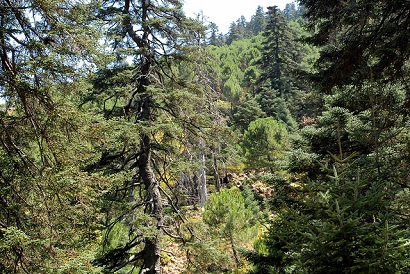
left=162, top=172, right=274, bottom=273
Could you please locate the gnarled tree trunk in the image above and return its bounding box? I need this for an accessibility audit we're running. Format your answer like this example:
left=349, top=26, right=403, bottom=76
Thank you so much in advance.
left=139, top=133, right=163, bottom=273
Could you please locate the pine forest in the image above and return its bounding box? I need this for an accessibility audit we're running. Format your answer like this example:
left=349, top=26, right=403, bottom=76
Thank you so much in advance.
left=1, top=0, right=410, bottom=273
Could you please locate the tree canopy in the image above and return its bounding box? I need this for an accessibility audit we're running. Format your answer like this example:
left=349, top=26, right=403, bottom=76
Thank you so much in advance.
left=2, top=1, right=410, bottom=273
left=301, top=0, right=410, bottom=90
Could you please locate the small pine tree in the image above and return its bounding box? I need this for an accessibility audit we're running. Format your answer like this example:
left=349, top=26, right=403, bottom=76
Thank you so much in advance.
left=203, top=188, right=261, bottom=267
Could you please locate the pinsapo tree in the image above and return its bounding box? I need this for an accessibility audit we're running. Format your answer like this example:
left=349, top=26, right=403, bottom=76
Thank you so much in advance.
left=0, top=0, right=106, bottom=272
left=85, top=0, right=225, bottom=273
left=248, top=0, right=410, bottom=272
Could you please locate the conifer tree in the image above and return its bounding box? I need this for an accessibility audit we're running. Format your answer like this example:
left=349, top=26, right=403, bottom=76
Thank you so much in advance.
left=283, top=2, right=304, bottom=22
left=248, top=6, right=267, bottom=36
left=0, top=0, right=105, bottom=272
left=203, top=188, right=261, bottom=267
left=241, top=117, right=288, bottom=172
left=249, top=83, right=410, bottom=272
left=208, top=22, right=222, bottom=46
left=301, top=0, right=410, bottom=90
left=256, top=6, right=302, bottom=128
left=249, top=0, right=410, bottom=272
left=86, top=1, right=223, bottom=273
left=259, top=6, right=297, bottom=98
left=226, top=22, right=240, bottom=45
left=232, top=98, right=265, bottom=132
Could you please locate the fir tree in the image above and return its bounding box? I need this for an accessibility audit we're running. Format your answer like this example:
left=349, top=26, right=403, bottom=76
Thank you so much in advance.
left=248, top=6, right=267, bottom=36
left=86, top=0, right=225, bottom=273
left=249, top=1, right=410, bottom=272
left=208, top=22, right=222, bottom=46
left=241, top=117, right=288, bottom=172
left=0, top=0, right=105, bottom=272
left=256, top=6, right=302, bottom=128
left=300, top=0, right=410, bottom=90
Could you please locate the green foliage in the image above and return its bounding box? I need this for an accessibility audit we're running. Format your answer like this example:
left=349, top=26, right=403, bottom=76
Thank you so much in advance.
left=251, top=160, right=410, bottom=273
left=207, top=35, right=263, bottom=106
left=3, top=1, right=410, bottom=274
left=0, top=83, right=111, bottom=273
left=283, top=2, right=305, bottom=22
left=242, top=117, right=288, bottom=171
left=0, top=0, right=109, bottom=266
left=254, top=6, right=316, bottom=127
left=226, top=16, right=248, bottom=44
left=300, top=0, right=410, bottom=89
left=204, top=188, right=258, bottom=239
left=85, top=1, right=232, bottom=272
left=225, top=6, right=267, bottom=44
left=256, top=91, right=297, bottom=128
left=208, top=22, right=223, bottom=46
left=224, top=77, right=242, bottom=104
left=248, top=2, right=410, bottom=272
left=232, top=98, right=265, bottom=132
left=250, top=80, right=410, bottom=272
left=0, top=227, right=32, bottom=251
left=243, top=66, right=260, bottom=89
left=203, top=188, right=261, bottom=266
left=183, top=239, right=233, bottom=273
left=285, top=147, right=318, bottom=172
left=248, top=6, right=267, bottom=36
left=56, top=249, right=103, bottom=274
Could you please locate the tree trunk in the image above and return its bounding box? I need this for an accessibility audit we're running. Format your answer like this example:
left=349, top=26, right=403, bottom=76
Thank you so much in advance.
left=230, top=234, right=240, bottom=267
left=212, top=151, right=221, bottom=192
left=139, top=134, right=163, bottom=274
left=133, top=0, right=163, bottom=269
left=197, top=138, right=207, bottom=210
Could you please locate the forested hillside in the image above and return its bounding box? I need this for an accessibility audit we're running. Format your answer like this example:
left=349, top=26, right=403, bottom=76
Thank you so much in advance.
left=0, top=1, right=409, bottom=273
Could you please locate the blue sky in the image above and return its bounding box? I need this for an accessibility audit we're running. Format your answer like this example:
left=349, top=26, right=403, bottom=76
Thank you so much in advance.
left=183, top=0, right=293, bottom=34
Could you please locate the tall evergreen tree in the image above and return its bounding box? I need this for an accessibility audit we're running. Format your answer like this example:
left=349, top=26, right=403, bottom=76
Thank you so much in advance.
left=248, top=6, right=267, bottom=36
left=283, top=2, right=305, bottom=22
left=208, top=22, right=222, bottom=46
left=0, top=0, right=105, bottom=272
left=249, top=82, right=410, bottom=273
left=256, top=6, right=300, bottom=128
left=86, top=1, right=222, bottom=273
left=248, top=0, right=410, bottom=272
left=241, top=117, right=288, bottom=172
left=226, top=22, right=240, bottom=45
left=259, top=6, right=299, bottom=99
